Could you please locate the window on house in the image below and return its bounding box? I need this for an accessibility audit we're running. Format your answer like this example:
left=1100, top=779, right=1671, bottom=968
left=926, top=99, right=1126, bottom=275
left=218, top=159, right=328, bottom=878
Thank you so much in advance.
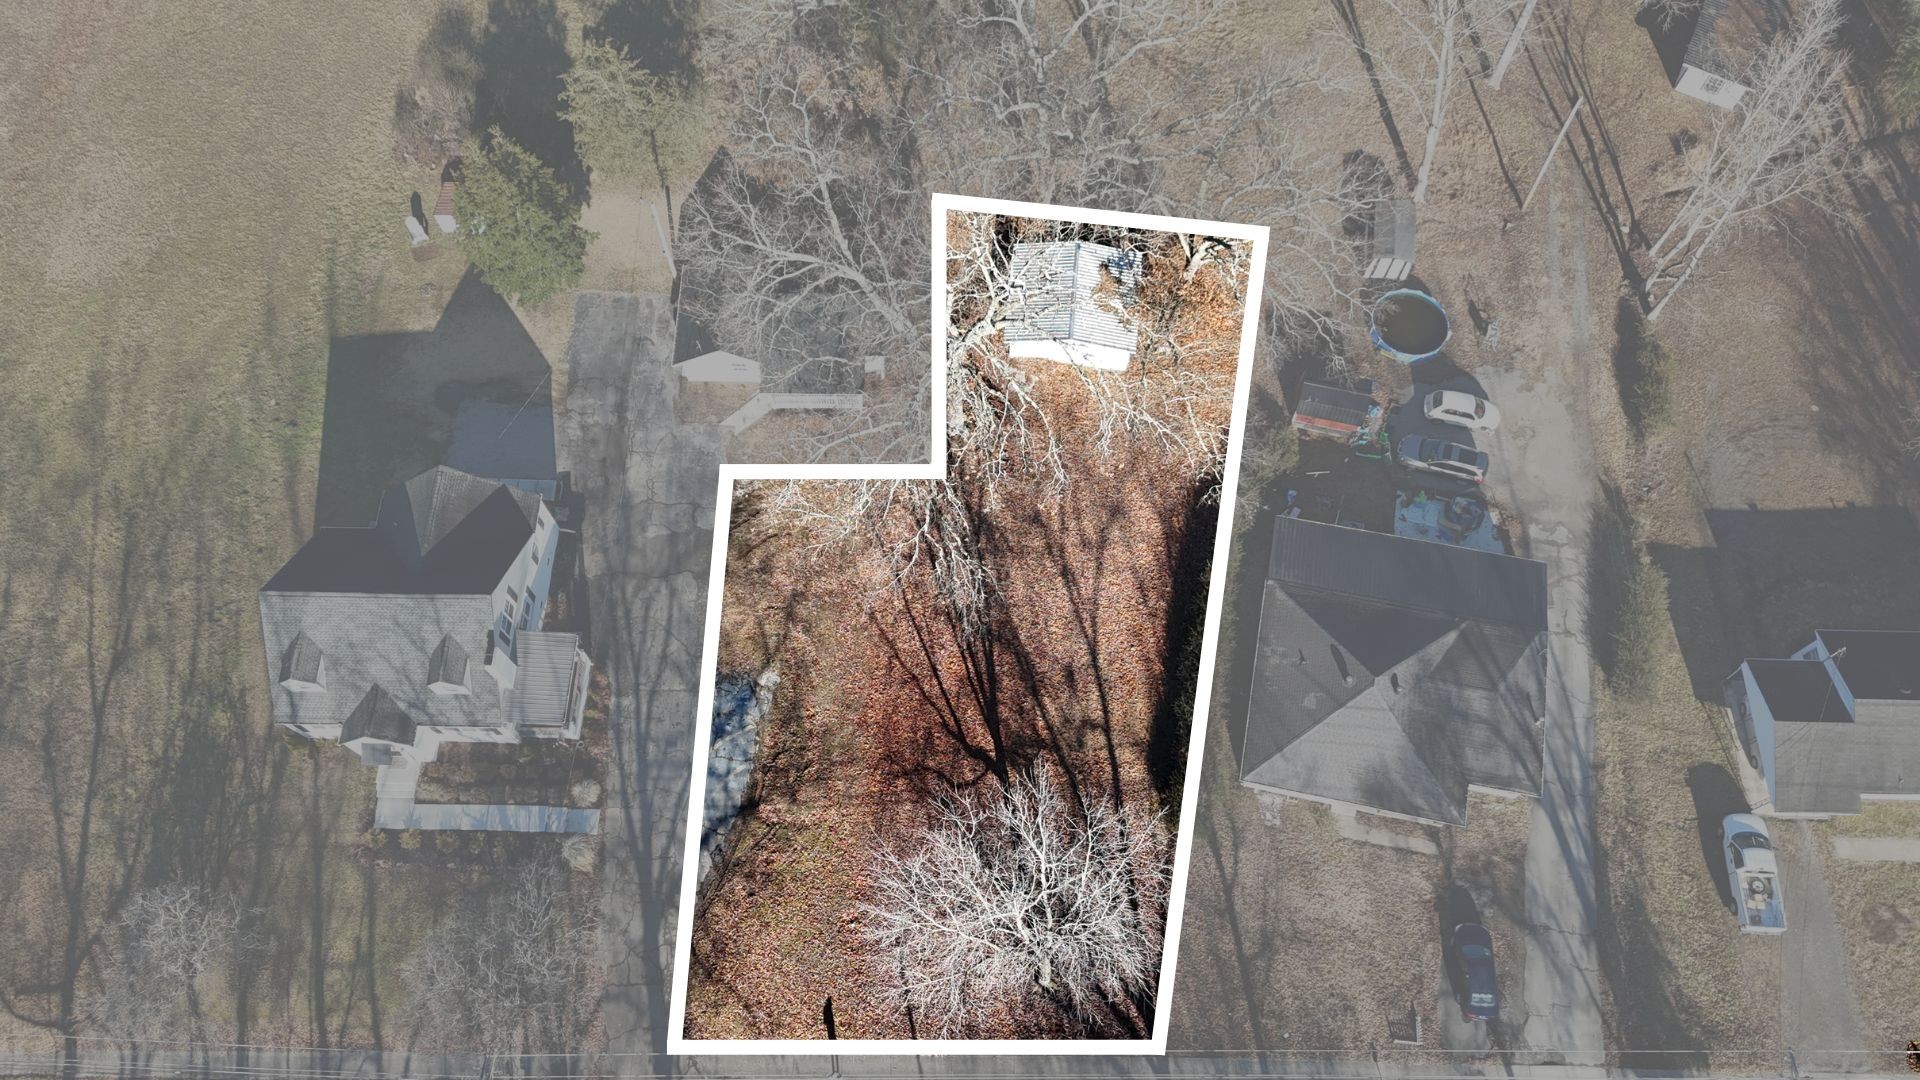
left=1701, top=75, right=1726, bottom=96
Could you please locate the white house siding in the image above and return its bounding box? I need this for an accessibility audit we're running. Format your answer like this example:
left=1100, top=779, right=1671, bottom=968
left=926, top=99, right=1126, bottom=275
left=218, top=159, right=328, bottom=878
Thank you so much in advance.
left=1737, top=663, right=1780, bottom=808
left=489, top=505, right=560, bottom=651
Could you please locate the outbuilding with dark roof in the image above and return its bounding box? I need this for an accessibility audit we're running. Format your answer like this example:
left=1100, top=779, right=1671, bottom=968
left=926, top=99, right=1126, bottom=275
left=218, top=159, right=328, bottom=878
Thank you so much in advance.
left=1724, top=629, right=1920, bottom=815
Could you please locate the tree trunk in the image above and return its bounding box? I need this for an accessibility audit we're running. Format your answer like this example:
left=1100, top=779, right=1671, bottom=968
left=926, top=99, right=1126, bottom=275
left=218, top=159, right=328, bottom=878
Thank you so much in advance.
left=1412, top=10, right=1458, bottom=204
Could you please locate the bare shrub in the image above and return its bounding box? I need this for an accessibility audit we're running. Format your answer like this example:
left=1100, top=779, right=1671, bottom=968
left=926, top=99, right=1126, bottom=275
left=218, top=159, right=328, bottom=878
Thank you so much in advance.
left=391, top=7, right=482, bottom=167
left=91, top=884, right=256, bottom=1045
left=403, top=859, right=598, bottom=1054
left=861, top=769, right=1170, bottom=1036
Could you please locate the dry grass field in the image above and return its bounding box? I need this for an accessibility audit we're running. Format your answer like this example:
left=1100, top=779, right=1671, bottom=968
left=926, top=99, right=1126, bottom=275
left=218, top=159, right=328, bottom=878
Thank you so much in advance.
left=0, top=0, right=613, bottom=1053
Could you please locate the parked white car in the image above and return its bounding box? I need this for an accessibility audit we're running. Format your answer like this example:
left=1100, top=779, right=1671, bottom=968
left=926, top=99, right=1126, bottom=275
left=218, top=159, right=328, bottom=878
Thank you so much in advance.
left=1424, top=389, right=1502, bottom=432
left=1722, top=813, right=1787, bottom=934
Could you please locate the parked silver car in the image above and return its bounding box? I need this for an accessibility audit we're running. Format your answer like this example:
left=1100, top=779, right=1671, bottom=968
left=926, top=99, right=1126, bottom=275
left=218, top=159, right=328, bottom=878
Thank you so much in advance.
left=1396, top=434, right=1489, bottom=484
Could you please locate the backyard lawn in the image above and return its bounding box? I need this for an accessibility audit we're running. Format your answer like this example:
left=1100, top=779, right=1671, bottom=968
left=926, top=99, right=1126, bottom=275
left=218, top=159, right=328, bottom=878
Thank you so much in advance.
left=0, top=0, right=603, bottom=1052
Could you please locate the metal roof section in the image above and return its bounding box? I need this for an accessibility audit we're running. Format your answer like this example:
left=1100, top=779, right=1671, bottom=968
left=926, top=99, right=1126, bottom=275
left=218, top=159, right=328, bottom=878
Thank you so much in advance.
left=1002, top=240, right=1144, bottom=371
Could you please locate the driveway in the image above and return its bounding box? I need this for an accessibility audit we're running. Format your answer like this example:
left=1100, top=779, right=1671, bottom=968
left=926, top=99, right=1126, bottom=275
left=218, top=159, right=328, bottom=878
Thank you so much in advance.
left=555, top=290, right=721, bottom=1072
left=1778, top=822, right=1870, bottom=1073
left=1469, top=174, right=1606, bottom=1067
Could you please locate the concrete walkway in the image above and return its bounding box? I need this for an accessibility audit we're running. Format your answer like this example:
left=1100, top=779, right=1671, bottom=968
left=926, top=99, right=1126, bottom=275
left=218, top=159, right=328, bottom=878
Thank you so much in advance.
left=1832, top=836, right=1920, bottom=862
left=1780, top=822, right=1871, bottom=1072
left=1330, top=806, right=1441, bottom=855
left=369, top=762, right=600, bottom=833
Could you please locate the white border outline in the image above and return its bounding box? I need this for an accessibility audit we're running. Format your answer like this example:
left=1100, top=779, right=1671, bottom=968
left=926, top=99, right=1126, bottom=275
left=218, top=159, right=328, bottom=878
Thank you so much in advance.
left=666, top=193, right=1271, bottom=1057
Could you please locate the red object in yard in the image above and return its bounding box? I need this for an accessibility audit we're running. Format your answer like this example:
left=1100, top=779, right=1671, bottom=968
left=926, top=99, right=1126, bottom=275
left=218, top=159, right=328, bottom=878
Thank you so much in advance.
left=1292, top=379, right=1380, bottom=440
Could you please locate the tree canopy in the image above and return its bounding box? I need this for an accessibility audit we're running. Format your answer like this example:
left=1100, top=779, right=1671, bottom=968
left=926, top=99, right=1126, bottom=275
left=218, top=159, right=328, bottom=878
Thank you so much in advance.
left=455, top=130, right=594, bottom=306
left=561, top=38, right=712, bottom=187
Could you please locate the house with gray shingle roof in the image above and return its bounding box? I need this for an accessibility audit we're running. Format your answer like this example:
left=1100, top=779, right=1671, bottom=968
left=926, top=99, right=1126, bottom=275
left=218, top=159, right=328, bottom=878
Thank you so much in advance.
left=1002, top=240, right=1144, bottom=372
left=1241, top=516, right=1550, bottom=827
left=1723, top=629, right=1920, bottom=816
left=260, top=465, right=590, bottom=768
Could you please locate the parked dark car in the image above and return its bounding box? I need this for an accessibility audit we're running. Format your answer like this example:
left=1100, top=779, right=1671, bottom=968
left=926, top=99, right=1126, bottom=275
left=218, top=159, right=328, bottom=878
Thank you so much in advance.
left=1396, top=434, right=1489, bottom=484
left=1450, top=922, right=1499, bottom=1021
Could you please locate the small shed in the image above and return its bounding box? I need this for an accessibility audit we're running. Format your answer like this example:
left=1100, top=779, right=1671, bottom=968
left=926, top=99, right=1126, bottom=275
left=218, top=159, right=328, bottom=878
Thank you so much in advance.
left=1363, top=199, right=1415, bottom=282
left=404, top=214, right=429, bottom=246
left=1674, top=0, right=1786, bottom=108
left=1291, top=379, right=1380, bottom=440
left=1002, top=240, right=1144, bottom=372
left=674, top=351, right=763, bottom=385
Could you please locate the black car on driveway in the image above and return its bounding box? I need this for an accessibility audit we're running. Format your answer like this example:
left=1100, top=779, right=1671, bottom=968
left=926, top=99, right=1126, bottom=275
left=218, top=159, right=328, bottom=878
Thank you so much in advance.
left=1450, top=922, right=1499, bottom=1022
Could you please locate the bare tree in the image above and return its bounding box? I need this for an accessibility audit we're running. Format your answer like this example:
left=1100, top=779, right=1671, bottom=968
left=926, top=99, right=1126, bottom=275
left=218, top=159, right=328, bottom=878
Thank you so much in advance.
left=1642, top=0, right=1860, bottom=319
left=676, top=53, right=930, bottom=464
left=861, top=769, right=1169, bottom=1036
left=678, top=0, right=1363, bottom=465
left=1638, top=0, right=1701, bottom=33
left=765, top=214, right=1253, bottom=634
left=403, top=860, right=598, bottom=1056
left=1341, top=0, right=1528, bottom=204
left=89, top=884, right=252, bottom=1047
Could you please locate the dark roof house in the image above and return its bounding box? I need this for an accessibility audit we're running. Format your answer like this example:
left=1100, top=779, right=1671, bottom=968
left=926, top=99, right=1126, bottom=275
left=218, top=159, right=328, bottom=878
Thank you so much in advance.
left=1725, top=629, right=1920, bottom=815
left=260, top=466, right=590, bottom=765
left=1241, top=516, right=1550, bottom=826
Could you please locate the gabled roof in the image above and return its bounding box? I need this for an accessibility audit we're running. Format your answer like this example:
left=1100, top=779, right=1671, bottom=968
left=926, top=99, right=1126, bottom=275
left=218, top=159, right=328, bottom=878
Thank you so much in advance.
left=1741, top=629, right=1920, bottom=813
left=264, top=466, right=540, bottom=596
left=259, top=591, right=506, bottom=733
left=1242, top=517, right=1548, bottom=826
left=342, top=684, right=417, bottom=746
left=1684, top=0, right=1788, bottom=83
left=1003, top=241, right=1143, bottom=354
left=258, top=466, right=565, bottom=738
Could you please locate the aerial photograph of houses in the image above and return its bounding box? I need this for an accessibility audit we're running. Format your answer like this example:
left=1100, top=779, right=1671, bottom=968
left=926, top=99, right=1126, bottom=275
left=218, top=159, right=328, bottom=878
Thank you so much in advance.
left=3, top=0, right=1920, bottom=1074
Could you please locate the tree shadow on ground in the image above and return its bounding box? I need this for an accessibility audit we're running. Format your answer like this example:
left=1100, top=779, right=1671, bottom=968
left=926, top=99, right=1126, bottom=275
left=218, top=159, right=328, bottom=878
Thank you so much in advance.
left=1649, top=505, right=1920, bottom=701
left=1326, top=0, right=1417, bottom=188
left=1795, top=138, right=1920, bottom=506
left=316, top=271, right=555, bottom=526
left=1523, top=10, right=1651, bottom=296
left=1688, top=763, right=1747, bottom=913
left=1590, top=844, right=1711, bottom=1073
left=1146, top=480, right=1219, bottom=817
left=586, top=0, right=701, bottom=82
left=474, top=0, right=587, bottom=202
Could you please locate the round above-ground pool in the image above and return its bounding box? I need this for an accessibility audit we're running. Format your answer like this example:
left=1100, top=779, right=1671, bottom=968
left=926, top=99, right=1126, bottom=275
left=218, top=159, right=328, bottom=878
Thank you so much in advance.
left=1370, top=288, right=1450, bottom=362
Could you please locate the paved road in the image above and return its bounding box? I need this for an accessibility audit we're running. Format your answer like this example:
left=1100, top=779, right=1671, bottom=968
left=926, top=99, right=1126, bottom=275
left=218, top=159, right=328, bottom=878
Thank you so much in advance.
left=1779, top=822, right=1870, bottom=1074
left=556, top=291, right=720, bottom=1073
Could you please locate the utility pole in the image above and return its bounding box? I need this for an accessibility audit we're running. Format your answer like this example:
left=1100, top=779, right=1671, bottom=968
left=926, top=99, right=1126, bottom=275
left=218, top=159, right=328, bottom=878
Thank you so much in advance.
left=1522, top=95, right=1584, bottom=212
left=1489, top=0, right=1543, bottom=89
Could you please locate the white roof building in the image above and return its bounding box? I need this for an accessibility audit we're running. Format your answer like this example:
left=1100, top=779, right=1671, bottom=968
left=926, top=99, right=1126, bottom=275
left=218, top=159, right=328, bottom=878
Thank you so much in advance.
left=1002, top=241, right=1144, bottom=372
